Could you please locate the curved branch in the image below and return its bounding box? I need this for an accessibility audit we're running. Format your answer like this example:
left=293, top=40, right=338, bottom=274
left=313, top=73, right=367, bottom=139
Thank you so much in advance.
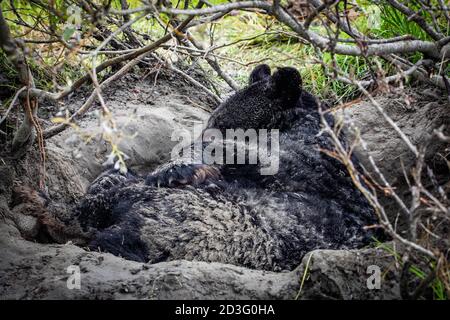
left=158, top=1, right=442, bottom=59
left=43, top=12, right=198, bottom=139
left=386, top=0, right=445, bottom=41
left=26, top=0, right=443, bottom=106
left=161, top=1, right=268, bottom=15
left=25, top=13, right=196, bottom=102
left=269, top=3, right=440, bottom=59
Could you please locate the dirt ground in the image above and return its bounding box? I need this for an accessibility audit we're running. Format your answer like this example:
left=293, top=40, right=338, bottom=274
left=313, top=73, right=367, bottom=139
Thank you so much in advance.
left=0, top=68, right=448, bottom=299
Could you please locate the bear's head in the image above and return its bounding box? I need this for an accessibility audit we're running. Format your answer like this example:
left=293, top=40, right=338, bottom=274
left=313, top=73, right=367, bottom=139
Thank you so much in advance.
left=206, top=64, right=303, bottom=130
left=249, top=64, right=302, bottom=104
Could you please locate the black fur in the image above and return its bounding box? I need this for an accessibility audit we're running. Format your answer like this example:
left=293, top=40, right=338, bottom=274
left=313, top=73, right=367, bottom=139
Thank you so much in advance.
left=248, top=63, right=271, bottom=85
left=206, top=66, right=302, bottom=131
left=75, top=65, right=383, bottom=271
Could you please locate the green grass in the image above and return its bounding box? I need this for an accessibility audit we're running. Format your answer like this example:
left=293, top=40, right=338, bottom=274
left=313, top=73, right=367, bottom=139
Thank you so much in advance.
left=374, top=240, right=448, bottom=300
left=186, top=11, right=374, bottom=101
left=2, top=0, right=446, bottom=102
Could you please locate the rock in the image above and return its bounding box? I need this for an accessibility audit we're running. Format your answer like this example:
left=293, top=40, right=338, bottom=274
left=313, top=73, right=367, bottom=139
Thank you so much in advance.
left=0, top=221, right=300, bottom=299
left=297, top=248, right=401, bottom=300
left=0, top=220, right=402, bottom=299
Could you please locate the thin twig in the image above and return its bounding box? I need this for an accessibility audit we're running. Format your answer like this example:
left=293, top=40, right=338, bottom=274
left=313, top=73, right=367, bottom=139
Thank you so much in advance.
left=0, top=86, right=26, bottom=126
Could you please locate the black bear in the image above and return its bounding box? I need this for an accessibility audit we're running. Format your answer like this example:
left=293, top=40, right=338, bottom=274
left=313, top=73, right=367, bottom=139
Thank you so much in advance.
left=145, top=65, right=315, bottom=188
left=75, top=65, right=381, bottom=271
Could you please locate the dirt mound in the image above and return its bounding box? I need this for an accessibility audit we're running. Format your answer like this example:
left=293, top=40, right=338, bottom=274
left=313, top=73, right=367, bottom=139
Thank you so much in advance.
left=336, top=86, right=449, bottom=184
left=0, top=74, right=446, bottom=299
left=335, top=86, right=450, bottom=229
left=0, top=220, right=402, bottom=299
left=49, top=71, right=211, bottom=186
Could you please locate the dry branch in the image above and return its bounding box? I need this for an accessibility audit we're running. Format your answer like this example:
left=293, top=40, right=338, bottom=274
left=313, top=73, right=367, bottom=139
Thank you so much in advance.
left=0, top=5, right=39, bottom=158
left=42, top=12, right=198, bottom=138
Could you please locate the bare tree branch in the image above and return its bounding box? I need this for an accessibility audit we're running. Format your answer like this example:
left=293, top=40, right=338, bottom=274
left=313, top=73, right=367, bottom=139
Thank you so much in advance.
left=386, top=0, right=445, bottom=41
left=0, top=4, right=39, bottom=158
left=42, top=11, right=199, bottom=138
left=157, top=1, right=442, bottom=59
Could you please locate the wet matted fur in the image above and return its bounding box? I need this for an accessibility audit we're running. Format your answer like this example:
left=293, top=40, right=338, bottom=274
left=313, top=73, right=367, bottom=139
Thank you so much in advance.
left=75, top=65, right=382, bottom=271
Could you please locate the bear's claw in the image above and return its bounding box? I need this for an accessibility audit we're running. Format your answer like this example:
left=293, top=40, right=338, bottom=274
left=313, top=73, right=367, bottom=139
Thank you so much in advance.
left=145, top=163, right=222, bottom=188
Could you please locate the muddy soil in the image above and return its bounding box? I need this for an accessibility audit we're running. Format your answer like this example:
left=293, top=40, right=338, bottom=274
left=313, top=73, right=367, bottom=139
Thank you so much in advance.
left=0, top=68, right=448, bottom=299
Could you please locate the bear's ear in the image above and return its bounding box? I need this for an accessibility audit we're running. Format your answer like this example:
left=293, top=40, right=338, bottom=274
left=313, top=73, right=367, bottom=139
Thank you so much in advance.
left=271, top=67, right=302, bottom=102
left=249, top=64, right=271, bottom=85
